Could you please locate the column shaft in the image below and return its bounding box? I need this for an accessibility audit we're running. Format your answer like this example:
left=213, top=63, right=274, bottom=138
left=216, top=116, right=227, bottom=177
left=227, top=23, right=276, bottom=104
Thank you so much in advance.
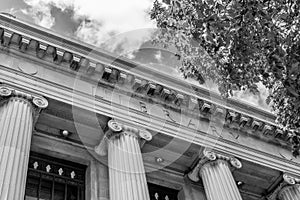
left=200, top=160, right=242, bottom=200
left=108, top=133, right=150, bottom=200
left=279, top=185, right=300, bottom=200
left=0, top=97, right=34, bottom=200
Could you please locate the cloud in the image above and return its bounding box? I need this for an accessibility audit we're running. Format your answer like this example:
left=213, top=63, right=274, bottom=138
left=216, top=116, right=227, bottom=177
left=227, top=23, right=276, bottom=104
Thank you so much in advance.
left=3, top=8, right=18, bottom=15
left=22, top=1, right=54, bottom=28
left=22, top=0, right=72, bottom=28
left=22, top=0, right=156, bottom=56
left=232, top=82, right=271, bottom=111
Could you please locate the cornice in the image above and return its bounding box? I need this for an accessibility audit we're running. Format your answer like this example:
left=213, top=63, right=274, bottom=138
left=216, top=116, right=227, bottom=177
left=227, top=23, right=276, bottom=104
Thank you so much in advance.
left=0, top=14, right=275, bottom=116
left=0, top=14, right=291, bottom=146
left=0, top=16, right=269, bottom=118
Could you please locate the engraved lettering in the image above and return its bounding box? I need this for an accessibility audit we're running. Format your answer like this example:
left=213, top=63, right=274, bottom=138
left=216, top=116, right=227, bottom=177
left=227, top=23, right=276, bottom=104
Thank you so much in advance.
left=163, top=109, right=176, bottom=123
left=210, top=125, right=222, bottom=138
left=187, top=119, right=196, bottom=128
left=229, top=131, right=239, bottom=140
left=139, top=102, right=148, bottom=113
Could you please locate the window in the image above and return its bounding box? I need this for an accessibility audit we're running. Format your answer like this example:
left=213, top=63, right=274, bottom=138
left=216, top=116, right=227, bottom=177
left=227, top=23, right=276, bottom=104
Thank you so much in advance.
left=25, top=152, right=86, bottom=200
left=148, top=183, right=179, bottom=200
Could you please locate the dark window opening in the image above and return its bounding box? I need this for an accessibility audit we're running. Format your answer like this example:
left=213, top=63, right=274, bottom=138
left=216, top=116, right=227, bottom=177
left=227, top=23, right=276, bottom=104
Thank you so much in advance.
left=148, top=182, right=179, bottom=200
left=25, top=152, right=86, bottom=200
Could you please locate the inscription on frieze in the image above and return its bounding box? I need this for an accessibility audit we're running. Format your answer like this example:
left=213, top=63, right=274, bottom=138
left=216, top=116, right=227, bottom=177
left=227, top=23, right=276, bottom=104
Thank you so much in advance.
left=140, top=102, right=148, bottom=113
left=94, top=88, right=300, bottom=163
left=163, top=109, right=177, bottom=123
left=187, top=119, right=197, bottom=129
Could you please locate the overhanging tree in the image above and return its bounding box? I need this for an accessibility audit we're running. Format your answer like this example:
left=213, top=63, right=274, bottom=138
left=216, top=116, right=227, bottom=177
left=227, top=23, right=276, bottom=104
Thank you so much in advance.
left=150, top=0, right=300, bottom=156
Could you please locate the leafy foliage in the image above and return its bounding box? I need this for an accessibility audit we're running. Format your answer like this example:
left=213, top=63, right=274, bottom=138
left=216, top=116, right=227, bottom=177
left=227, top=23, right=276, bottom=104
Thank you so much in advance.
left=150, top=0, right=300, bottom=156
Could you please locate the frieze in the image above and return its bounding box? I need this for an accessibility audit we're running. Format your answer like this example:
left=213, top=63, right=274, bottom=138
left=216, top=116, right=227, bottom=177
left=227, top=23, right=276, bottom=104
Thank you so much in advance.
left=1, top=62, right=300, bottom=176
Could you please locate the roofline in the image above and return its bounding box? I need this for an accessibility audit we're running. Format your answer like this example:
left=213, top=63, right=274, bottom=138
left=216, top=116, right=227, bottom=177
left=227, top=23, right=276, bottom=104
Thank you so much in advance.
left=0, top=13, right=276, bottom=121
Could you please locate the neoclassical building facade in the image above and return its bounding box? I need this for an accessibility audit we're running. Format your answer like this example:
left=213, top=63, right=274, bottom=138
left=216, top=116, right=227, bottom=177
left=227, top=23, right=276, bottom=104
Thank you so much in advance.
left=0, top=13, right=299, bottom=200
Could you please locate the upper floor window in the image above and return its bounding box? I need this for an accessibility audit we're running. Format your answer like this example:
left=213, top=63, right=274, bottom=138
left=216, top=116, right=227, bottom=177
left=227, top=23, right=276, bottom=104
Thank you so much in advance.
left=25, top=152, right=86, bottom=200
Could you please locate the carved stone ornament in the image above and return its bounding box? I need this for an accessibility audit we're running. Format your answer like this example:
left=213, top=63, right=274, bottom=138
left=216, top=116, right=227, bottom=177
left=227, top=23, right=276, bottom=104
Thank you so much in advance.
left=204, top=151, right=217, bottom=161
left=95, top=119, right=152, bottom=156
left=283, top=173, right=299, bottom=185
left=33, top=96, right=48, bottom=109
left=203, top=151, right=242, bottom=169
left=139, top=131, right=152, bottom=141
left=108, top=120, right=123, bottom=133
left=0, top=86, right=48, bottom=108
left=188, top=150, right=242, bottom=182
left=0, top=86, right=12, bottom=97
left=0, top=85, right=48, bottom=124
left=230, top=157, right=243, bottom=169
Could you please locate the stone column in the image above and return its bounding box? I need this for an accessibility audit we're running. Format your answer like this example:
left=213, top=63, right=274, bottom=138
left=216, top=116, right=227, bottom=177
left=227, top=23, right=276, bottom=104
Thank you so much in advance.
left=0, top=86, right=48, bottom=200
left=268, top=174, right=300, bottom=200
left=278, top=185, right=300, bottom=200
left=188, top=151, right=243, bottom=200
left=95, top=120, right=152, bottom=200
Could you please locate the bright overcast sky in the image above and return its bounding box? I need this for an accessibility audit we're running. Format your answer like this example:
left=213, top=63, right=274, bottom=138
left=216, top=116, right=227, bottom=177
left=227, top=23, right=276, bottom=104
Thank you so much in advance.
left=1, top=0, right=157, bottom=57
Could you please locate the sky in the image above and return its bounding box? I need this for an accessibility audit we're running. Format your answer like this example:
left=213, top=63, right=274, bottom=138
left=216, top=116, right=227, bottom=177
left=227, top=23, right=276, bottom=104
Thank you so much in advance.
left=0, top=0, right=271, bottom=110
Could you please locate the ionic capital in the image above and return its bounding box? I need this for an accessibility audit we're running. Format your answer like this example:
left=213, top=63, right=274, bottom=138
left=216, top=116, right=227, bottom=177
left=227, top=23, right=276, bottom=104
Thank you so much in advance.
left=94, top=119, right=152, bottom=156
left=0, top=85, right=48, bottom=122
left=105, top=120, right=152, bottom=141
left=282, top=173, right=300, bottom=185
left=188, top=150, right=242, bottom=182
left=267, top=173, right=300, bottom=200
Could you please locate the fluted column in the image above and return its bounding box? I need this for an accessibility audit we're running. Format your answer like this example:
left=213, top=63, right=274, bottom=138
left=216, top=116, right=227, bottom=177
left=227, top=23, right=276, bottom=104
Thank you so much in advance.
left=188, top=151, right=243, bottom=200
left=268, top=174, right=300, bottom=200
left=0, top=86, right=48, bottom=200
left=278, top=184, right=300, bottom=200
left=95, top=120, right=152, bottom=200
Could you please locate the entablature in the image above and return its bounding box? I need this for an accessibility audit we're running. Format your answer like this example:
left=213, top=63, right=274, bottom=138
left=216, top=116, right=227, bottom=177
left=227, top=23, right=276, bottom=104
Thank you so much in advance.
left=0, top=14, right=291, bottom=145
left=0, top=14, right=299, bottom=178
